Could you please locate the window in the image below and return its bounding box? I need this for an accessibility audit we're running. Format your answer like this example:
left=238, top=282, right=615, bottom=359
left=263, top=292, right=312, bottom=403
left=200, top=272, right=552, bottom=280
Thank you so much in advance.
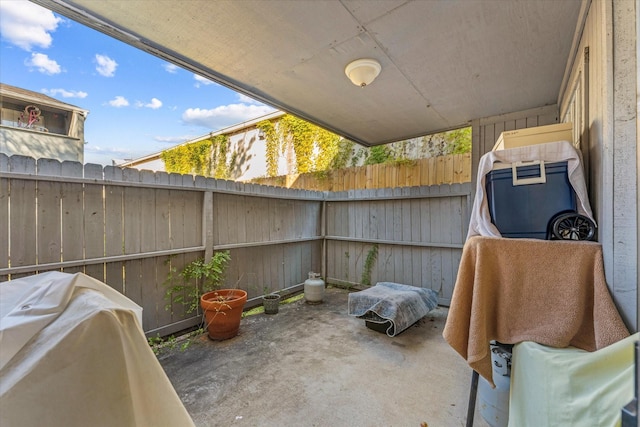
left=0, top=99, right=70, bottom=136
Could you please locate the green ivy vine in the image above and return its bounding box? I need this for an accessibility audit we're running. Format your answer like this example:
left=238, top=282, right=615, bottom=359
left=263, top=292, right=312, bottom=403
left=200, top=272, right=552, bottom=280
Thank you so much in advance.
left=161, top=135, right=236, bottom=179
left=256, top=119, right=280, bottom=177
left=161, top=139, right=213, bottom=176
left=257, top=114, right=344, bottom=176
left=161, top=115, right=471, bottom=181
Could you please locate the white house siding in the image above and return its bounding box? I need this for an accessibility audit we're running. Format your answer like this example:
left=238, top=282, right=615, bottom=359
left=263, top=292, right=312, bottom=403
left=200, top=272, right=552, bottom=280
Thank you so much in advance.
left=227, top=127, right=272, bottom=181
left=0, top=84, right=87, bottom=164
left=0, top=125, right=85, bottom=163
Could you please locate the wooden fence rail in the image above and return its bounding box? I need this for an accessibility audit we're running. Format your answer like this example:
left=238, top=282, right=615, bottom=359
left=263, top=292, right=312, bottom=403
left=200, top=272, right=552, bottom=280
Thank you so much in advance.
left=0, top=153, right=472, bottom=336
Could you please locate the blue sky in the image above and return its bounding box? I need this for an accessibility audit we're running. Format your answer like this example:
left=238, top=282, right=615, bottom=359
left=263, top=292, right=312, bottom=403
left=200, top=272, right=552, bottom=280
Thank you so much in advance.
left=0, top=0, right=277, bottom=165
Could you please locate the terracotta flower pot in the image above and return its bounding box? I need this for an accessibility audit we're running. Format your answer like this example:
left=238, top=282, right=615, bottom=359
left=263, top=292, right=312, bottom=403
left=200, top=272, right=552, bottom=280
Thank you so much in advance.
left=200, top=289, right=247, bottom=340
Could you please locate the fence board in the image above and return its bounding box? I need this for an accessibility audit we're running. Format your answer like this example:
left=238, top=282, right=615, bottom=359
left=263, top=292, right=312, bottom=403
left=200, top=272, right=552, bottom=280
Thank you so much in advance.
left=154, top=173, right=171, bottom=251
left=104, top=180, right=124, bottom=293
left=104, top=186, right=123, bottom=257
left=124, top=259, right=143, bottom=307
left=37, top=180, right=62, bottom=265
left=0, top=157, right=8, bottom=280
left=139, top=172, right=157, bottom=253
left=37, top=160, right=61, bottom=265
left=230, top=194, right=242, bottom=245
left=124, top=186, right=143, bottom=255
left=138, top=257, right=158, bottom=330
left=84, top=183, right=105, bottom=281
left=60, top=162, right=84, bottom=272
left=105, top=261, right=124, bottom=294
left=283, top=244, right=297, bottom=291
left=0, top=157, right=6, bottom=275
left=8, top=158, right=37, bottom=277
left=183, top=191, right=202, bottom=248
left=0, top=176, right=7, bottom=274
left=233, top=195, right=247, bottom=243
left=244, top=196, right=258, bottom=244
left=168, top=189, right=189, bottom=321
left=10, top=179, right=37, bottom=271
left=214, top=193, right=230, bottom=245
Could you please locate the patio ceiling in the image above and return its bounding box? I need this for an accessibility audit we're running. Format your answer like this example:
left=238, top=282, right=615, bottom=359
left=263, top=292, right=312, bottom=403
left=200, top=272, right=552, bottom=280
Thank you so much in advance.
left=32, top=0, right=585, bottom=146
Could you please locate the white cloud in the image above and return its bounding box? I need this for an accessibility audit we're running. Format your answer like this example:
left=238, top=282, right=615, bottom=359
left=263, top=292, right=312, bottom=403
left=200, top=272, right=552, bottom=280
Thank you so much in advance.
left=108, top=96, right=129, bottom=107
left=147, top=98, right=163, bottom=109
left=42, top=88, right=88, bottom=99
left=135, top=98, right=163, bottom=109
left=0, top=0, right=62, bottom=51
left=25, top=52, right=61, bottom=75
left=164, top=63, right=179, bottom=73
left=237, top=93, right=264, bottom=105
left=193, top=74, right=215, bottom=87
left=182, top=103, right=276, bottom=129
left=95, top=54, right=117, bottom=77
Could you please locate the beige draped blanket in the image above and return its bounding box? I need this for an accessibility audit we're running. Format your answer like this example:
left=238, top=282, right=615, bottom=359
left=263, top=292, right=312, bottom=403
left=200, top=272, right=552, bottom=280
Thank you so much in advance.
left=443, top=236, right=629, bottom=387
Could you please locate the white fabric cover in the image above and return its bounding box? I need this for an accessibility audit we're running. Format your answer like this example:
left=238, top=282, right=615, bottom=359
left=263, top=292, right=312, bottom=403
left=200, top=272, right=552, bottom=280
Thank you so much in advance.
left=508, top=332, right=638, bottom=427
left=0, top=272, right=195, bottom=427
left=467, top=140, right=595, bottom=240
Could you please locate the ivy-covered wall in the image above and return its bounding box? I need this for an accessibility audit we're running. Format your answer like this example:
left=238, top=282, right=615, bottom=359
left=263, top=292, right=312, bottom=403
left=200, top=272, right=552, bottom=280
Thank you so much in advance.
left=160, top=113, right=471, bottom=180
left=161, top=135, right=235, bottom=179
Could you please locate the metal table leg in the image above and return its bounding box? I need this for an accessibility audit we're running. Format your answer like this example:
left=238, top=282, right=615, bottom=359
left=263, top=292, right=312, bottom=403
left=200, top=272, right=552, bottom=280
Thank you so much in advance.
left=466, top=370, right=479, bottom=427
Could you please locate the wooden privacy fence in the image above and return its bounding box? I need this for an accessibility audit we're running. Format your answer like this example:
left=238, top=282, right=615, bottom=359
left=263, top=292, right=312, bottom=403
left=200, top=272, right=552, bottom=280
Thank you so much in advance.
left=0, top=153, right=472, bottom=336
left=324, top=184, right=471, bottom=305
left=251, top=152, right=472, bottom=191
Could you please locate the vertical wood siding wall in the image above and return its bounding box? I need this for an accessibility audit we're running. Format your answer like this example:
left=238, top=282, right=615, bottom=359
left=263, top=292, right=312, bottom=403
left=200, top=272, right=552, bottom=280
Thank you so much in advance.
left=1, top=153, right=471, bottom=335
left=471, top=104, right=560, bottom=173
left=557, top=0, right=637, bottom=330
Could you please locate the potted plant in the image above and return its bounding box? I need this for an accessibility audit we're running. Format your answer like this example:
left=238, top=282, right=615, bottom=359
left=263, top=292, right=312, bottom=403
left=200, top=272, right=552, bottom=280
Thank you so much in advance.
left=165, top=250, right=247, bottom=340
left=262, top=291, right=281, bottom=314
left=200, top=288, right=247, bottom=340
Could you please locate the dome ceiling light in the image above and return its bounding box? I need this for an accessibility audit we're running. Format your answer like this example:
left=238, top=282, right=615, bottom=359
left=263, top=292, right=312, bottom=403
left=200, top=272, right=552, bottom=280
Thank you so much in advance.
left=345, top=59, right=382, bottom=87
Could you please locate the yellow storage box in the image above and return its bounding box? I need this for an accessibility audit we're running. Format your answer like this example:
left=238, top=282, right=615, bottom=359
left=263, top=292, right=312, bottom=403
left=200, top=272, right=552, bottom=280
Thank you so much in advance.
left=493, top=122, right=573, bottom=151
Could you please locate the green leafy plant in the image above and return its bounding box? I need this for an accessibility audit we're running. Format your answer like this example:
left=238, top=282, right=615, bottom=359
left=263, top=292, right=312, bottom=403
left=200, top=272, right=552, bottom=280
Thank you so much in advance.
left=361, top=244, right=379, bottom=286
left=258, top=114, right=344, bottom=175
left=160, top=135, right=237, bottom=179
left=148, top=328, right=204, bottom=355
left=160, top=139, right=213, bottom=176
left=256, top=119, right=281, bottom=177
left=164, top=250, right=231, bottom=314
left=364, top=145, right=395, bottom=165
left=329, top=138, right=356, bottom=169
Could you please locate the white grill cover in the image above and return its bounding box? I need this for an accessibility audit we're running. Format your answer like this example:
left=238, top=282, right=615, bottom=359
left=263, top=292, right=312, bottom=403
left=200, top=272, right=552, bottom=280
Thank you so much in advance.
left=0, top=272, right=195, bottom=427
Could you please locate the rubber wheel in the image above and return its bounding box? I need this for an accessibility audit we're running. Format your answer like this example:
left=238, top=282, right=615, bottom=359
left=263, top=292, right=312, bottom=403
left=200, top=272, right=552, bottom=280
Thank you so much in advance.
left=551, top=213, right=596, bottom=241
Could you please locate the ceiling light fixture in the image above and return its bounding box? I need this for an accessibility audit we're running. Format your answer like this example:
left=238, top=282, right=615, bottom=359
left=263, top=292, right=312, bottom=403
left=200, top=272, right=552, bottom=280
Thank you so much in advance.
left=345, top=58, right=381, bottom=87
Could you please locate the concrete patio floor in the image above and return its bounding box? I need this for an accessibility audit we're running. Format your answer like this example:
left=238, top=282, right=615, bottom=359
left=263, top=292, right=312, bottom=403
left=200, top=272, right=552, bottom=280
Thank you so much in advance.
left=158, top=286, right=491, bottom=427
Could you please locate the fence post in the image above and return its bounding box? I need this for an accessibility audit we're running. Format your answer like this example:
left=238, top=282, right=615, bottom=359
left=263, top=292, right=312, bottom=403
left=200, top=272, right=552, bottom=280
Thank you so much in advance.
left=203, top=191, right=214, bottom=261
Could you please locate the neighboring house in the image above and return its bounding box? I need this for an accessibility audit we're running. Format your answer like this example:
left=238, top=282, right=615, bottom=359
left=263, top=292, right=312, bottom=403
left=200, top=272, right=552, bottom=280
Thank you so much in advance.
left=117, top=110, right=289, bottom=181
left=0, top=83, right=88, bottom=163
